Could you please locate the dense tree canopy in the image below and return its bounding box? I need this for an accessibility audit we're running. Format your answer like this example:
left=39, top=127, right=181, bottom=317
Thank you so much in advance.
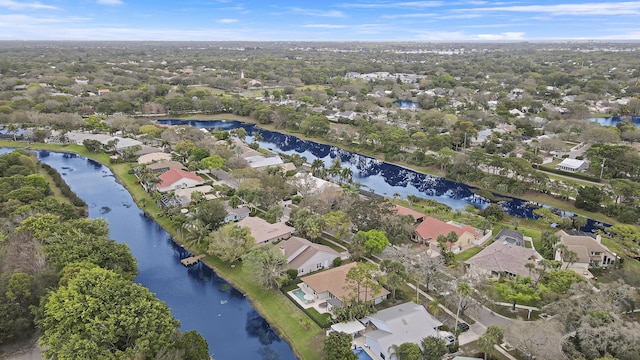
left=39, top=267, right=181, bottom=359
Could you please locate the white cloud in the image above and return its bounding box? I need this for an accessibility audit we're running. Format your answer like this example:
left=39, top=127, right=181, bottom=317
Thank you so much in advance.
left=465, top=2, right=640, bottom=16
left=476, top=31, right=525, bottom=40
left=302, top=24, right=347, bottom=28
left=0, top=0, right=56, bottom=10
left=217, top=18, right=238, bottom=23
left=382, top=13, right=436, bottom=19
left=340, top=1, right=443, bottom=8
left=97, top=0, right=123, bottom=5
left=288, top=7, right=347, bottom=17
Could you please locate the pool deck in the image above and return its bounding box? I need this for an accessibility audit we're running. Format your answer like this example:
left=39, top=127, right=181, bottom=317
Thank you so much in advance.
left=287, top=285, right=332, bottom=314
left=353, top=337, right=377, bottom=360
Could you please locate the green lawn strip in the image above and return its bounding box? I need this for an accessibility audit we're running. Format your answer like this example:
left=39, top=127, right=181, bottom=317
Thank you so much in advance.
left=0, top=141, right=324, bottom=360
left=203, top=257, right=324, bottom=360
left=456, top=246, right=482, bottom=262
left=39, top=166, right=72, bottom=205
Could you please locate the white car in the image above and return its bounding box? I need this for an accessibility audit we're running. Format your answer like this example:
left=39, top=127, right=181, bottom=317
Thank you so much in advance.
left=439, top=331, right=456, bottom=346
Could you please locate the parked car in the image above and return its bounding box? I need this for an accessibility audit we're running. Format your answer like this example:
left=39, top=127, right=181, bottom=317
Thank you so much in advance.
left=456, top=322, right=470, bottom=332
left=439, top=331, right=456, bottom=346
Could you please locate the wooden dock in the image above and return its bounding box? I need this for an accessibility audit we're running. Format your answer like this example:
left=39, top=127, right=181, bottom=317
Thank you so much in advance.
left=181, top=255, right=205, bottom=266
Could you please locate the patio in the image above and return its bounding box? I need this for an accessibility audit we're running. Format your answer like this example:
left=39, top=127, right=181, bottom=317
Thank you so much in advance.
left=287, top=285, right=334, bottom=314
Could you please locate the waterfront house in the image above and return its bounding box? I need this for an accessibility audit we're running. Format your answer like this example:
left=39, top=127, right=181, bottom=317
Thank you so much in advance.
left=278, top=236, right=345, bottom=275
left=413, top=217, right=487, bottom=253
left=465, top=240, right=542, bottom=280
left=300, top=262, right=389, bottom=308
left=555, top=230, right=617, bottom=278
left=237, top=216, right=294, bottom=245
left=155, top=168, right=204, bottom=193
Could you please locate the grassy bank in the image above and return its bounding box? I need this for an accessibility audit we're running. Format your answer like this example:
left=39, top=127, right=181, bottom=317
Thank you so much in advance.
left=0, top=140, right=324, bottom=360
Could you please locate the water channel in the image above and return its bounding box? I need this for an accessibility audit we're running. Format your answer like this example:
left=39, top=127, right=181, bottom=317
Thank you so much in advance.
left=160, top=119, right=597, bottom=228
left=0, top=148, right=297, bottom=360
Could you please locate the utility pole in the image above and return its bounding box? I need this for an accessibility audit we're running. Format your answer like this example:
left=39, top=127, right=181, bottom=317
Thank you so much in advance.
left=600, top=158, right=606, bottom=179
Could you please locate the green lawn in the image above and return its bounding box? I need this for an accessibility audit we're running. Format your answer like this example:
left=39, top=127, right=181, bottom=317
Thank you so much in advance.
left=0, top=140, right=325, bottom=360
left=456, top=246, right=482, bottom=262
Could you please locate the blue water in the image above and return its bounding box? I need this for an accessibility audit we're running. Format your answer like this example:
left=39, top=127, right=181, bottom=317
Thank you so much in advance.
left=6, top=149, right=296, bottom=360
left=292, top=288, right=307, bottom=302
left=587, top=116, right=640, bottom=128
left=157, top=119, right=608, bottom=232
left=354, top=347, right=374, bottom=360
left=393, top=100, right=419, bottom=110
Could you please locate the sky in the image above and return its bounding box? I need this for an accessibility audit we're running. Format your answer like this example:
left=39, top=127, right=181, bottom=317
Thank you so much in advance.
left=1, top=0, right=640, bottom=41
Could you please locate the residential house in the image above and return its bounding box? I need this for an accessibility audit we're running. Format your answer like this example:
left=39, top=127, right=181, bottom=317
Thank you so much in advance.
left=300, top=262, right=389, bottom=308
left=244, top=155, right=285, bottom=169
left=137, top=152, right=172, bottom=165
left=555, top=158, right=589, bottom=173
left=493, top=229, right=525, bottom=247
left=413, top=217, right=487, bottom=253
left=279, top=236, right=344, bottom=275
left=361, top=302, right=445, bottom=360
left=237, top=216, right=294, bottom=245
left=155, top=168, right=204, bottom=192
left=145, top=160, right=186, bottom=174
left=465, top=240, right=542, bottom=280
left=394, top=205, right=425, bottom=224
left=171, top=185, right=218, bottom=207
left=555, top=230, right=617, bottom=277
left=224, top=205, right=250, bottom=223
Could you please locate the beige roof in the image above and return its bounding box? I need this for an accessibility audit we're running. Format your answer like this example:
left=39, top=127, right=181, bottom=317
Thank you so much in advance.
left=556, top=230, right=613, bottom=264
left=279, top=236, right=340, bottom=269
left=146, top=160, right=185, bottom=171
left=466, top=240, right=540, bottom=278
left=173, top=185, right=214, bottom=200
left=301, top=262, right=389, bottom=301
left=138, top=152, right=172, bottom=164
left=237, top=216, right=294, bottom=244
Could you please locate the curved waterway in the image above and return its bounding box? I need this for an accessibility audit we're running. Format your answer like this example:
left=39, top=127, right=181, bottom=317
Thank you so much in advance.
left=158, top=119, right=608, bottom=232
left=0, top=148, right=297, bottom=360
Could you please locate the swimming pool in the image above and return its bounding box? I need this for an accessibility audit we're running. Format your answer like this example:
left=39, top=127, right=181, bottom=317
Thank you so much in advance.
left=354, top=347, right=374, bottom=360
left=292, top=288, right=307, bottom=302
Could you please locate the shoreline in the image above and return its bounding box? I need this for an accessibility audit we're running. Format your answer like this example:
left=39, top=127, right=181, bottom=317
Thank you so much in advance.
left=0, top=142, right=319, bottom=360
left=152, top=114, right=618, bottom=225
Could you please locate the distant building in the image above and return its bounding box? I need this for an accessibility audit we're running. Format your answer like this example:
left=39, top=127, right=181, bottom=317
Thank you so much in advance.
left=279, top=236, right=344, bottom=275
left=555, top=158, right=589, bottom=173
left=237, top=216, right=294, bottom=245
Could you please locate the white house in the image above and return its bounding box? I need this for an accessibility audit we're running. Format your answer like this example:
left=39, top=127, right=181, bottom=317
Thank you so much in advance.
left=555, top=158, right=589, bottom=173
left=278, top=236, right=344, bottom=275
left=362, top=302, right=446, bottom=360
left=237, top=216, right=294, bottom=245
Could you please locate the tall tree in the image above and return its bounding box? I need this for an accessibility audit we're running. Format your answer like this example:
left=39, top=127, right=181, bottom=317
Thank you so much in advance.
left=207, top=223, right=255, bottom=263
left=455, top=281, right=472, bottom=333
left=344, top=262, right=382, bottom=303
left=38, top=267, right=180, bottom=360
left=323, top=331, right=357, bottom=360
left=421, top=336, right=448, bottom=360
left=242, top=245, right=288, bottom=289
left=478, top=325, right=504, bottom=360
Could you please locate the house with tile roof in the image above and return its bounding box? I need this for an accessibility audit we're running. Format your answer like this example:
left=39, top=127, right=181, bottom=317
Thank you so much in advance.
left=237, top=216, right=294, bottom=245
left=555, top=230, right=617, bottom=277
left=155, top=168, right=204, bottom=192
left=394, top=205, right=425, bottom=223
left=493, top=228, right=525, bottom=247
left=465, top=240, right=542, bottom=280
left=300, top=262, right=389, bottom=308
left=145, top=160, right=186, bottom=174
left=361, top=302, right=446, bottom=360
left=413, top=217, right=487, bottom=253
left=278, top=236, right=345, bottom=275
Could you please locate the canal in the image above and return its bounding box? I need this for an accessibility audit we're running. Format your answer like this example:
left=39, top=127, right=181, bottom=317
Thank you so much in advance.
left=1, top=148, right=297, bottom=360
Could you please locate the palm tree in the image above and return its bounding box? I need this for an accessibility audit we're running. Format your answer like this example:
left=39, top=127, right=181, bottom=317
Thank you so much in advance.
left=525, top=262, right=536, bottom=280
left=310, top=159, right=325, bottom=178
left=478, top=326, right=504, bottom=360
left=427, top=299, right=442, bottom=320
left=455, top=281, right=471, bottom=334
left=392, top=192, right=400, bottom=204
left=340, top=167, right=353, bottom=185
left=328, top=158, right=342, bottom=179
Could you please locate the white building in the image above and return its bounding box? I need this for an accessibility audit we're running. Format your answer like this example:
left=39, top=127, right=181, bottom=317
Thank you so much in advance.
left=555, top=158, right=589, bottom=173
